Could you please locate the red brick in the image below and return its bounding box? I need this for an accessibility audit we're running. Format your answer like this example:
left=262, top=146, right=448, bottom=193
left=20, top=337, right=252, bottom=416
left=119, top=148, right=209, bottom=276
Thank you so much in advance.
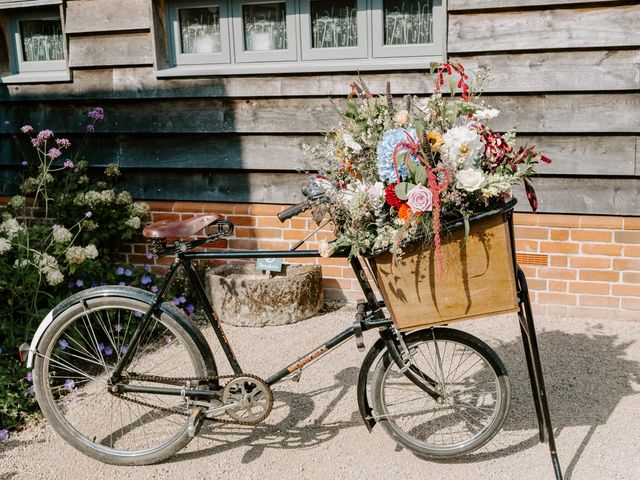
left=548, top=280, right=567, bottom=292
left=569, top=282, right=610, bottom=295
left=202, top=203, right=236, bottom=215
left=569, top=257, right=611, bottom=269
left=537, top=267, right=577, bottom=280
left=519, top=265, right=537, bottom=278
left=321, top=265, right=343, bottom=278
left=550, top=229, right=569, bottom=241
left=283, top=229, right=310, bottom=240
left=581, top=244, right=623, bottom=256
left=173, top=201, right=204, bottom=213
left=291, top=218, right=308, bottom=229
left=537, top=292, right=577, bottom=305
left=614, top=231, right=640, bottom=244
left=228, top=215, right=256, bottom=226
left=515, top=226, right=548, bottom=240
left=623, top=245, right=640, bottom=257
left=250, top=204, right=282, bottom=215
left=151, top=212, right=181, bottom=223
left=579, top=216, right=623, bottom=229
left=540, top=242, right=579, bottom=254
left=571, top=229, right=612, bottom=243
left=621, top=297, right=640, bottom=310
left=612, top=284, right=640, bottom=297
left=566, top=307, right=610, bottom=320
left=621, top=272, right=640, bottom=284
left=315, top=231, right=336, bottom=241
left=233, top=204, right=252, bottom=215
left=257, top=216, right=288, bottom=228
left=146, top=200, right=174, bottom=211
left=257, top=240, right=292, bottom=250
left=514, top=213, right=538, bottom=226
left=613, top=258, right=640, bottom=271
left=537, top=214, right=580, bottom=227
left=579, top=295, right=620, bottom=308
left=548, top=255, right=568, bottom=267
left=623, top=218, right=640, bottom=230
left=515, top=239, right=539, bottom=252
left=579, top=270, right=619, bottom=282
left=228, top=238, right=259, bottom=250
left=322, top=277, right=355, bottom=290
left=526, top=278, right=547, bottom=291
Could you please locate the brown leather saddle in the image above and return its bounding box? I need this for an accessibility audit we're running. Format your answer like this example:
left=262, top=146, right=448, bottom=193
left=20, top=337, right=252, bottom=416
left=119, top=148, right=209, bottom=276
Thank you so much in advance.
left=142, top=213, right=222, bottom=239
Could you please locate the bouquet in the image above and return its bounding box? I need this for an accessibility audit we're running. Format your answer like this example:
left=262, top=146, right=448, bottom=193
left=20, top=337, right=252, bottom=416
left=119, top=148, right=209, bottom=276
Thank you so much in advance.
left=305, top=63, right=551, bottom=266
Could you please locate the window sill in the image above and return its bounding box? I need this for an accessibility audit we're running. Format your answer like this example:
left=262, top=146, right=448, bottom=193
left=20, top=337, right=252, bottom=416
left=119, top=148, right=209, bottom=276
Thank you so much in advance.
left=156, top=56, right=443, bottom=78
left=0, top=70, right=71, bottom=84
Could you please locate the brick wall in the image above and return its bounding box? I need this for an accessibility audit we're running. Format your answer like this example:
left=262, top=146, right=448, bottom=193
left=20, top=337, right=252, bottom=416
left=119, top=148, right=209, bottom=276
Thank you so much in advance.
left=115, top=200, right=640, bottom=320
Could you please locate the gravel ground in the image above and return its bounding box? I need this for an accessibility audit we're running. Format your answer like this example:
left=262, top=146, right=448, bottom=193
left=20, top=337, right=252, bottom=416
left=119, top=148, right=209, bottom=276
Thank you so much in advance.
left=1, top=306, right=639, bottom=480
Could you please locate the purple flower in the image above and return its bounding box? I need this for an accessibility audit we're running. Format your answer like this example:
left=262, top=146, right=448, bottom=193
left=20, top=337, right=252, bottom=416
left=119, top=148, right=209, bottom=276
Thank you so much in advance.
left=124, top=269, right=132, bottom=277
left=120, top=345, right=128, bottom=355
left=20, top=125, right=33, bottom=134
left=63, top=379, right=76, bottom=391
left=140, top=275, right=152, bottom=285
left=26, top=371, right=33, bottom=383
left=75, top=279, right=84, bottom=288
left=55, top=138, right=71, bottom=149
left=0, top=429, right=9, bottom=442
left=0, top=346, right=3, bottom=355
left=178, top=296, right=187, bottom=304
left=116, top=266, right=125, bottom=275
left=114, top=323, right=122, bottom=333
left=145, top=252, right=153, bottom=260
left=21, top=161, right=28, bottom=167
left=59, top=338, right=69, bottom=350
left=47, top=147, right=62, bottom=159
left=143, top=264, right=150, bottom=271
left=118, top=281, right=125, bottom=286
left=88, top=107, right=104, bottom=121
left=86, top=124, right=95, bottom=133
left=164, top=335, right=173, bottom=344
left=32, top=129, right=54, bottom=148
left=186, top=304, right=195, bottom=316
left=63, top=159, right=74, bottom=169
left=104, top=346, right=114, bottom=356
left=150, top=285, right=158, bottom=293
left=27, top=385, right=36, bottom=396
left=85, top=211, right=92, bottom=218
left=134, top=311, right=143, bottom=318
left=97, top=342, right=105, bottom=353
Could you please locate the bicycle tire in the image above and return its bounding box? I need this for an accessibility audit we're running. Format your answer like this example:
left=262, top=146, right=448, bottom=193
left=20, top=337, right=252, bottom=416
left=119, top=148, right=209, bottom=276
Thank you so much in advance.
left=32, top=291, right=211, bottom=465
left=371, top=327, right=511, bottom=458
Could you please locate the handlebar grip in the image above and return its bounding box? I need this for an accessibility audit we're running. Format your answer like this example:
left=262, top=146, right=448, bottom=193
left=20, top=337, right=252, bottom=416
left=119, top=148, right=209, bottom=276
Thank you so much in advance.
left=278, top=201, right=310, bottom=222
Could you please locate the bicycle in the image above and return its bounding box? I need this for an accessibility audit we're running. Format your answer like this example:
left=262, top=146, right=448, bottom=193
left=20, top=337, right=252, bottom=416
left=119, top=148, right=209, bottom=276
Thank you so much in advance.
left=26, top=191, right=514, bottom=466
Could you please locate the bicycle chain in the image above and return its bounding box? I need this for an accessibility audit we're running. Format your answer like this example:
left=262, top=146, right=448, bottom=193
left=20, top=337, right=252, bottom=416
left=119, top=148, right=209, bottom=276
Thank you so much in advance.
left=109, top=372, right=273, bottom=426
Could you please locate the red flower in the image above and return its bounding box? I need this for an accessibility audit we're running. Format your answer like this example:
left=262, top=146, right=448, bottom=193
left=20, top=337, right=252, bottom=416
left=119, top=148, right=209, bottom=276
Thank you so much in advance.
left=384, top=183, right=403, bottom=209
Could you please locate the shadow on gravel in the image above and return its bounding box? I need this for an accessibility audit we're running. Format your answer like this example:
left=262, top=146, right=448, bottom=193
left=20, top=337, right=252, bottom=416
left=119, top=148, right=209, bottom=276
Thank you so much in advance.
left=445, top=327, right=640, bottom=479
left=173, top=367, right=361, bottom=464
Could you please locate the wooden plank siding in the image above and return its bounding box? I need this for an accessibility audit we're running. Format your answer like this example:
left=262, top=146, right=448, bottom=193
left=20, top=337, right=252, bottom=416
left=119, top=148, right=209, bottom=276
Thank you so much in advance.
left=0, top=0, right=638, bottom=215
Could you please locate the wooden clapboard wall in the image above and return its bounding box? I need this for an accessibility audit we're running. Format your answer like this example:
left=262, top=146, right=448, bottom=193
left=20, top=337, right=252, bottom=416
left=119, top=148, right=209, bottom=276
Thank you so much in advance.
left=0, top=0, right=639, bottom=214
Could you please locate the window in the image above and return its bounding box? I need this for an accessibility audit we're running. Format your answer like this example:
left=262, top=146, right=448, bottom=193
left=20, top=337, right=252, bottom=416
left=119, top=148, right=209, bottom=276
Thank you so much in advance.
left=162, top=0, right=444, bottom=76
left=1, top=6, right=69, bottom=83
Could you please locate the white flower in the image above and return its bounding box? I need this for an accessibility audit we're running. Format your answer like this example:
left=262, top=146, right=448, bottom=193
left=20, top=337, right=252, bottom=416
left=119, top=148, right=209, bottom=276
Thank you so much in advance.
left=37, top=253, right=58, bottom=273
left=393, top=109, right=410, bottom=125
left=318, top=240, right=335, bottom=258
left=368, top=182, right=385, bottom=201
left=100, top=190, right=116, bottom=204
left=130, top=202, right=149, bottom=217
left=116, top=191, right=133, bottom=205
left=342, top=132, right=362, bottom=153
left=481, top=173, right=514, bottom=197
left=0, top=238, right=11, bottom=255
left=439, top=126, right=482, bottom=167
left=9, top=195, right=26, bottom=209
left=52, top=224, right=72, bottom=244
left=475, top=108, right=500, bottom=121
left=45, top=269, right=64, bottom=286
left=84, top=244, right=98, bottom=259
left=65, top=246, right=87, bottom=265
left=0, top=218, right=23, bottom=239
left=456, top=168, right=485, bottom=192
left=125, top=216, right=141, bottom=229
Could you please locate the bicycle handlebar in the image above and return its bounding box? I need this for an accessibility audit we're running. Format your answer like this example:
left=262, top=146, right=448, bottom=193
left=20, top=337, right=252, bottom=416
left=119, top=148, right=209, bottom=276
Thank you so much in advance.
left=277, top=200, right=310, bottom=222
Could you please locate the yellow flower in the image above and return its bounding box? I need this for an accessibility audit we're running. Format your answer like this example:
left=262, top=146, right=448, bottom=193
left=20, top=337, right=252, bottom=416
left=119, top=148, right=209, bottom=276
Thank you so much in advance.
left=427, top=131, right=444, bottom=150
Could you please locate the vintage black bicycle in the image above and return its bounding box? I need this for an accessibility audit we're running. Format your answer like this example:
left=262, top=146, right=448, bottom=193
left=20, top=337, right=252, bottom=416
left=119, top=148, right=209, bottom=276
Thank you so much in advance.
left=26, top=191, right=559, bottom=474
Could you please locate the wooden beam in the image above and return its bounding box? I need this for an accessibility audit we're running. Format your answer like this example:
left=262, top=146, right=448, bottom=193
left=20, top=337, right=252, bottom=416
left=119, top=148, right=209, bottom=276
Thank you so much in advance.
left=449, top=4, right=640, bottom=53
left=448, top=0, right=626, bottom=11
left=68, top=33, right=154, bottom=68
left=64, top=0, right=151, bottom=34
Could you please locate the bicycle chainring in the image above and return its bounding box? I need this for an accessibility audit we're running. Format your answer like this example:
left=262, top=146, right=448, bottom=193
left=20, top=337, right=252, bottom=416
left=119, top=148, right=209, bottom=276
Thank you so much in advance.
left=221, top=375, right=273, bottom=423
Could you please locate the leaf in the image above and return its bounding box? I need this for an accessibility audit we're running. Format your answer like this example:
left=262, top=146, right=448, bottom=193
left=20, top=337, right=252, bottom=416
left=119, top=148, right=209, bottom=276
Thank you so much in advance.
left=394, top=182, right=416, bottom=200
left=396, top=152, right=407, bottom=171
left=415, top=165, right=428, bottom=186
left=346, top=101, right=358, bottom=119
left=414, top=119, right=425, bottom=140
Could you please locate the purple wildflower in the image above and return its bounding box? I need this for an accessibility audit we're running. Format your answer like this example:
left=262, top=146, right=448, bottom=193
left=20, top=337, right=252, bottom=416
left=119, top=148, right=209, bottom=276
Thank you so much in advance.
left=63, top=159, right=74, bottom=169
left=26, top=371, right=33, bottom=383
left=67, top=282, right=74, bottom=289
left=186, top=304, right=195, bottom=316
left=20, top=125, right=33, bottom=134
left=150, top=285, right=158, bottom=293
left=97, top=342, right=105, bottom=353
left=63, top=379, right=76, bottom=392
left=134, top=311, right=143, bottom=318
left=140, top=275, right=152, bottom=285
left=75, top=279, right=84, bottom=288
left=21, top=161, right=28, bottom=167
left=47, top=147, right=62, bottom=159
left=0, top=429, right=9, bottom=442
left=32, top=129, right=54, bottom=147
left=88, top=107, right=104, bottom=121
left=0, top=346, right=3, bottom=355
left=116, top=266, right=125, bottom=275
left=59, top=338, right=69, bottom=350
left=86, top=124, right=95, bottom=133
left=120, top=345, right=128, bottom=355
left=55, top=138, right=71, bottom=149
left=85, top=211, right=92, bottom=218
left=27, top=385, right=36, bottom=396
left=178, top=296, right=187, bottom=304
left=104, top=346, right=114, bottom=356
left=114, top=323, right=122, bottom=333
left=124, top=269, right=132, bottom=277
left=118, top=281, right=125, bottom=286
left=145, top=251, right=153, bottom=260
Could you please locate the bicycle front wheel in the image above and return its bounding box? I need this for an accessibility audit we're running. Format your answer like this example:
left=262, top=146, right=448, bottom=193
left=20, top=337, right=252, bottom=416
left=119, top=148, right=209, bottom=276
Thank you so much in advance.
left=32, top=293, right=210, bottom=465
left=371, top=328, right=510, bottom=458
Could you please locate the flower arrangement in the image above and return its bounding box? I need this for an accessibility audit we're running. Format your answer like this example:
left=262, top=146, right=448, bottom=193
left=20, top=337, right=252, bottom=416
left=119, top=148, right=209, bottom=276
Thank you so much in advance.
left=305, top=63, right=551, bottom=263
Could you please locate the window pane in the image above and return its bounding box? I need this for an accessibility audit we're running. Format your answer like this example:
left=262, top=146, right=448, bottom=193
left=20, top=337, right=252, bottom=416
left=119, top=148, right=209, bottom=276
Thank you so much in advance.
left=383, top=0, right=432, bottom=45
left=20, top=19, right=63, bottom=62
left=310, top=0, right=357, bottom=49
left=242, top=3, right=287, bottom=51
left=179, top=7, right=221, bottom=54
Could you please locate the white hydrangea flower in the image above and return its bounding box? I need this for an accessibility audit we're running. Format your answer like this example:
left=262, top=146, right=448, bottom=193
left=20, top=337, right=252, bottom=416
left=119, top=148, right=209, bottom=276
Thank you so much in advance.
left=52, top=224, right=72, bottom=244
left=130, top=202, right=149, bottom=217
left=14, top=258, right=29, bottom=268
left=439, top=126, right=483, bottom=167
left=84, top=244, right=98, bottom=259
left=100, top=190, right=116, bottom=203
left=45, top=268, right=64, bottom=286
left=65, top=246, right=87, bottom=265
left=116, top=191, right=133, bottom=205
left=9, top=195, right=26, bottom=209
left=125, top=216, right=141, bottom=229
left=37, top=253, right=59, bottom=273
left=0, top=238, right=11, bottom=255
left=474, top=108, right=500, bottom=121
left=0, top=218, right=23, bottom=240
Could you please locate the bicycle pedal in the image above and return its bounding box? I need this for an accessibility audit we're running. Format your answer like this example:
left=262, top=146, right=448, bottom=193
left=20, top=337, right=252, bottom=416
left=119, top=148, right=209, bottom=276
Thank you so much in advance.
left=187, top=408, right=203, bottom=437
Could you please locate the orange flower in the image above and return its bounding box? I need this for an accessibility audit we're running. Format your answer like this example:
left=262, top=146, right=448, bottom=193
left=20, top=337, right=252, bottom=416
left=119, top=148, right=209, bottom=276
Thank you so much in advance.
left=398, top=203, right=412, bottom=222
left=427, top=131, right=444, bottom=150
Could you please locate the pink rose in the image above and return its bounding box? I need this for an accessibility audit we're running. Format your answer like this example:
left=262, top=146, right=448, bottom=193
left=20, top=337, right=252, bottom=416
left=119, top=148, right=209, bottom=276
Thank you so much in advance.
left=407, top=184, right=433, bottom=212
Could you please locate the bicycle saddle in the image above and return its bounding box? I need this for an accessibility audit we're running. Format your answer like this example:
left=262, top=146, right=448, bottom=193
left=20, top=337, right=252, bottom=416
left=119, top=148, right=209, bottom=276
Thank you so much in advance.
left=142, top=213, right=222, bottom=239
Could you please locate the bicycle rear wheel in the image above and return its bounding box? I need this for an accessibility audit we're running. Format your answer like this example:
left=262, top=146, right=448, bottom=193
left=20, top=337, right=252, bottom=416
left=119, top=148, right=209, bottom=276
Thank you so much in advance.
left=371, top=327, right=510, bottom=458
left=32, top=293, right=210, bottom=465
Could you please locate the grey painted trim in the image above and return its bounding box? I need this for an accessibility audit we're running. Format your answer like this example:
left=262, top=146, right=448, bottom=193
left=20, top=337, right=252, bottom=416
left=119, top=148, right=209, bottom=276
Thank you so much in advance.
left=0, top=69, right=70, bottom=83
left=0, top=0, right=60, bottom=10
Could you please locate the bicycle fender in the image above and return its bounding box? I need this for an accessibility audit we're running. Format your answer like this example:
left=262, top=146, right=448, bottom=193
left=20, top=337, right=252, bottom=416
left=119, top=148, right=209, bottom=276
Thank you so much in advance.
left=27, top=286, right=217, bottom=377
left=357, top=337, right=387, bottom=432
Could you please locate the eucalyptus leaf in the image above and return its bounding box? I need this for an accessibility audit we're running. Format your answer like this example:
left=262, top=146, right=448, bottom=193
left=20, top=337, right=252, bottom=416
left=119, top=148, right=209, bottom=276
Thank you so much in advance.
left=395, top=182, right=416, bottom=200
left=415, top=166, right=428, bottom=186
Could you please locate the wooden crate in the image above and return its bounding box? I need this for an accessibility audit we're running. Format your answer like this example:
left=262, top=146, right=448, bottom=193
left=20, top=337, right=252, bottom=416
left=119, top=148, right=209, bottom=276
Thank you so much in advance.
left=371, top=212, right=520, bottom=331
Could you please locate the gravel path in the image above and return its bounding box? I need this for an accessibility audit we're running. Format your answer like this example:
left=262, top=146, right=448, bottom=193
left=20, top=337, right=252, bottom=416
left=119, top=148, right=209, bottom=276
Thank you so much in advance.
left=2, top=307, right=639, bottom=480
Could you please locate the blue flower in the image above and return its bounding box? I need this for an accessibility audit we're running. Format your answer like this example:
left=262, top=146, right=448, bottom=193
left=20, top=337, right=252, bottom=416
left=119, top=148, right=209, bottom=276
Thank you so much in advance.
left=104, top=346, right=114, bottom=356
left=140, top=275, right=152, bottom=285
left=124, top=269, right=132, bottom=277
left=58, top=338, right=69, bottom=350
left=116, top=267, right=125, bottom=275
left=0, top=346, right=3, bottom=355
left=63, top=379, right=76, bottom=391
left=145, top=252, right=153, bottom=260
left=186, top=304, right=195, bottom=316
left=376, top=128, right=418, bottom=183
left=75, top=279, right=84, bottom=288
left=150, top=286, right=158, bottom=293
left=118, top=281, right=125, bottom=286
left=0, top=429, right=8, bottom=442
